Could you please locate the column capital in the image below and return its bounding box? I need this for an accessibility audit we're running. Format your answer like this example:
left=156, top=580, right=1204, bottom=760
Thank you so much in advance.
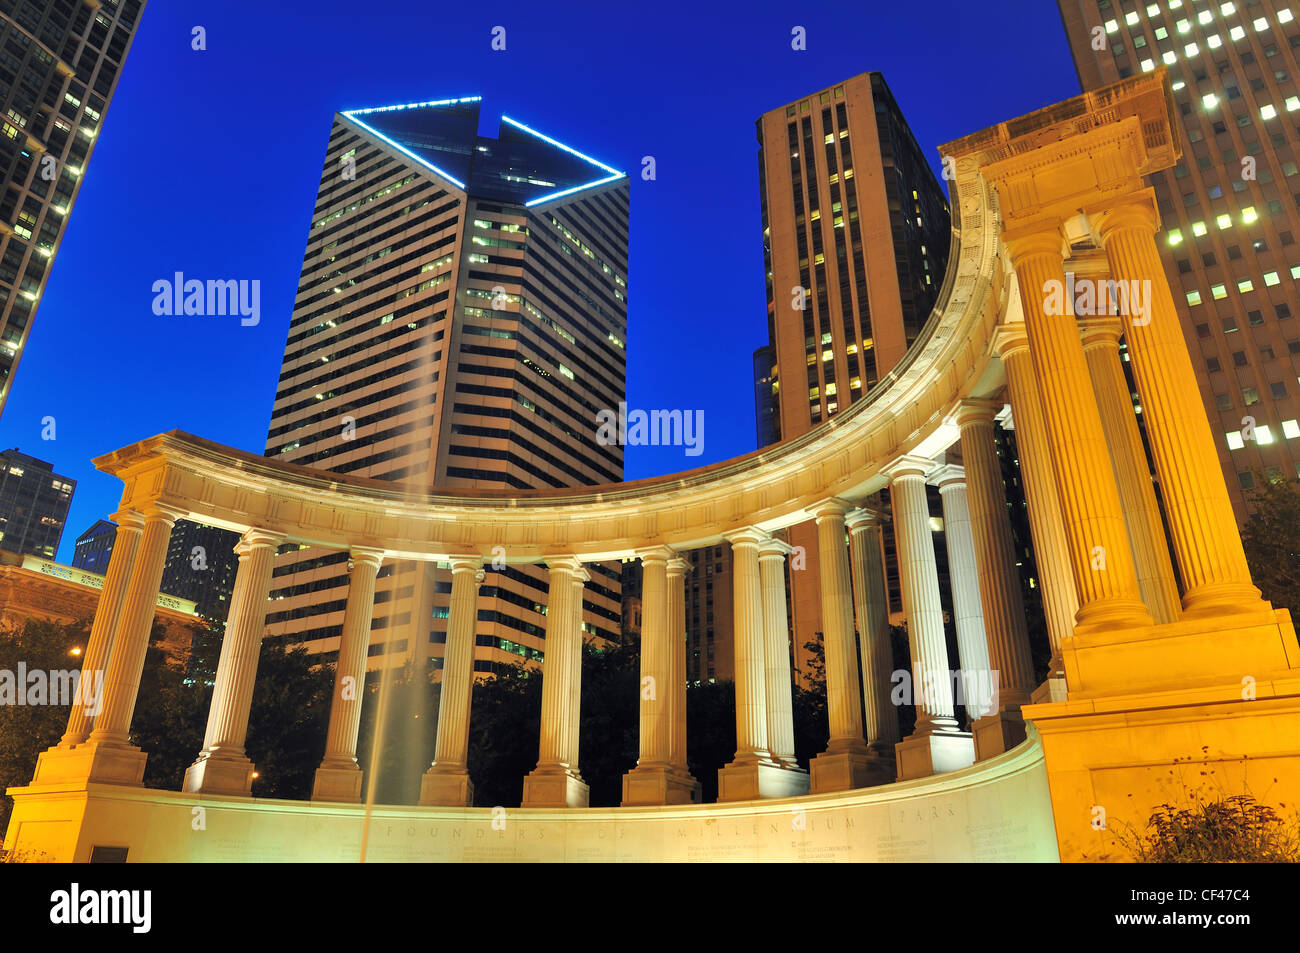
left=1001, top=222, right=1070, bottom=269
left=238, top=528, right=285, bottom=553
left=722, top=526, right=770, bottom=549
left=348, top=546, right=385, bottom=570
left=1090, top=188, right=1161, bottom=243
left=139, top=501, right=189, bottom=524
left=543, top=554, right=589, bottom=582
left=635, top=545, right=675, bottom=564
left=953, top=399, right=1005, bottom=428
left=109, top=509, right=146, bottom=530
left=882, top=454, right=935, bottom=482
left=1000, top=408, right=1016, bottom=431
left=808, top=497, right=854, bottom=523
left=990, top=320, right=1031, bottom=360
left=757, top=536, right=794, bottom=558
left=1078, top=312, right=1125, bottom=349
left=665, top=554, right=691, bottom=576
left=446, top=555, right=484, bottom=576
left=926, top=463, right=966, bottom=490
left=845, top=507, right=889, bottom=533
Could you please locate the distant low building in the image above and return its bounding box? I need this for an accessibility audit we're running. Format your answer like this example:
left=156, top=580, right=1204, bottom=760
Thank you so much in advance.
left=0, top=550, right=201, bottom=667
left=0, top=449, right=74, bottom=559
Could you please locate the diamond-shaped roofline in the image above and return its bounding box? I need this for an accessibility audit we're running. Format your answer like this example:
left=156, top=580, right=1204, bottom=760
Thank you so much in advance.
left=341, top=97, right=625, bottom=205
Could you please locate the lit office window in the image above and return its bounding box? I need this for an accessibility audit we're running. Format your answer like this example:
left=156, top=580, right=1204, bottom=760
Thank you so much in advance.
left=1226, top=430, right=1246, bottom=449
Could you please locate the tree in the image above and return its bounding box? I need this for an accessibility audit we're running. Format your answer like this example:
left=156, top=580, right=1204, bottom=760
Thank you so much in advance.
left=1241, top=473, right=1300, bottom=612
left=0, top=619, right=88, bottom=834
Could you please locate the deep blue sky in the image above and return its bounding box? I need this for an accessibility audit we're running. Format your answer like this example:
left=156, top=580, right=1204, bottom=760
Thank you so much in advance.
left=6, top=0, right=1082, bottom=563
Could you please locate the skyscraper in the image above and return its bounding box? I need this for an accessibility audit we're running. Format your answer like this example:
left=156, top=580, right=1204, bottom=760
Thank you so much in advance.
left=263, top=97, right=628, bottom=675
left=0, top=0, right=146, bottom=415
left=0, top=447, right=71, bottom=558
left=1058, top=0, right=1300, bottom=517
left=753, top=72, right=951, bottom=677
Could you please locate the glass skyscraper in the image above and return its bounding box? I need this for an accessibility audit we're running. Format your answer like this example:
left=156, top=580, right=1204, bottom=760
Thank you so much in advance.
left=263, top=97, right=628, bottom=675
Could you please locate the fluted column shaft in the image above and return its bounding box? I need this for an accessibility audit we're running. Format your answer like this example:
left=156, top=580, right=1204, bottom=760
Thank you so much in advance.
left=536, top=558, right=586, bottom=771
left=758, top=539, right=796, bottom=765
left=813, top=501, right=869, bottom=753
left=1097, top=196, right=1264, bottom=614
left=88, top=506, right=182, bottom=745
left=930, top=467, right=996, bottom=717
left=1007, top=228, right=1151, bottom=631
left=636, top=549, right=671, bottom=768
left=431, top=560, right=484, bottom=769
left=320, top=549, right=383, bottom=764
left=726, top=530, right=771, bottom=764
left=197, top=530, right=282, bottom=754
left=666, top=555, right=690, bottom=773
left=565, top=569, right=586, bottom=771
left=847, top=509, right=899, bottom=748
left=889, top=464, right=958, bottom=732
left=999, top=333, right=1078, bottom=662
left=1081, top=318, right=1182, bottom=624
left=956, top=406, right=1037, bottom=705
left=61, top=512, right=144, bottom=746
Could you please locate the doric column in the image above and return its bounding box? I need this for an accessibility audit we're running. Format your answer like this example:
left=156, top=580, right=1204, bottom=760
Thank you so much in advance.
left=623, top=547, right=696, bottom=804
left=808, top=499, right=873, bottom=793
left=1004, top=225, right=1152, bottom=632
left=665, top=554, right=696, bottom=793
left=718, top=528, right=805, bottom=800
left=312, top=547, right=383, bottom=802
left=845, top=506, right=898, bottom=784
left=420, top=557, right=483, bottom=806
left=757, top=537, right=797, bottom=767
left=60, top=511, right=144, bottom=747
left=1080, top=313, right=1181, bottom=625
left=954, top=403, right=1037, bottom=705
left=1095, top=193, right=1265, bottom=616
left=184, top=528, right=284, bottom=795
left=88, top=504, right=184, bottom=750
left=994, top=325, right=1077, bottom=689
left=885, top=457, right=974, bottom=780
left=926, top=465, right=994, bottom=719
left=522, top=556, right=590, bottom=807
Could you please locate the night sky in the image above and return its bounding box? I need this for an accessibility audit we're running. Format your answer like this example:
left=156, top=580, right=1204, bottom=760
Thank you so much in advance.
left=3, top=0, right=1082, bottom=563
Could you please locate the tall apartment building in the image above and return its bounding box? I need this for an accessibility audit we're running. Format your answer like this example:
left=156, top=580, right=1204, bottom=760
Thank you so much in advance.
left=73, top=515, right=241, bottom=623
left=0, top=0, right=145, bottom=415
left=753, top=72, right=952, bottom=677
left=263, top=97, right=627, bottom=676
left=0, top=446, right=71, bottom=557
left=1059, top=0, right=1300, bottom=518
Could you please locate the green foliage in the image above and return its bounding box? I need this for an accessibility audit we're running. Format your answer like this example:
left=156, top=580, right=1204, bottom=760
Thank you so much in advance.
left=792, top=638, right=827, bottom=770
left=1121, top=794, right=1300, bottom=862
left=686, top=678, right=734, bottom=803
left=1241, top=473, right=1300, bottom=612
left=575, top=640, right=639, bottom=807
left=0, top=619, right=88, bottom=834
left=466, top=660, right=542, bottom=807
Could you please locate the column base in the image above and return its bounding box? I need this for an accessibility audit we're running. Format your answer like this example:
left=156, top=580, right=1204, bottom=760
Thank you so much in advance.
left=809, top=741, right=891, bottom=793
left=894, top=730, right=974, bottom=781
left=30, top=740, right=147, bottom=786
left=717, top=758, right=809, bottom=802
left=182, top=749, right=255, bottom=796
left=311, top=759, right=363, bottom=803
left=621, top=764, right=699, bottom=806
left=418, top=765, right=474, bottom=807
left=1031, top=675, right=1068, bottom=704
left=521, top=766, right=589, bottom=808
left=972, top=709, right=1027, bottom=762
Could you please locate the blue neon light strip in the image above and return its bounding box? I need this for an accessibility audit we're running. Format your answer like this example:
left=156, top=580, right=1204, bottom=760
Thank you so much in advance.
left=500, top=114, right=626, bottom=206
left=347, top=96, right=481, bottom=115
left=341, top=111, right=469, bottom=189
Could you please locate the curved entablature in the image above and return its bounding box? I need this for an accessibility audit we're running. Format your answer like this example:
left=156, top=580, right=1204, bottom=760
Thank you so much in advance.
left=96, top=162, right=1009, bottom=564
